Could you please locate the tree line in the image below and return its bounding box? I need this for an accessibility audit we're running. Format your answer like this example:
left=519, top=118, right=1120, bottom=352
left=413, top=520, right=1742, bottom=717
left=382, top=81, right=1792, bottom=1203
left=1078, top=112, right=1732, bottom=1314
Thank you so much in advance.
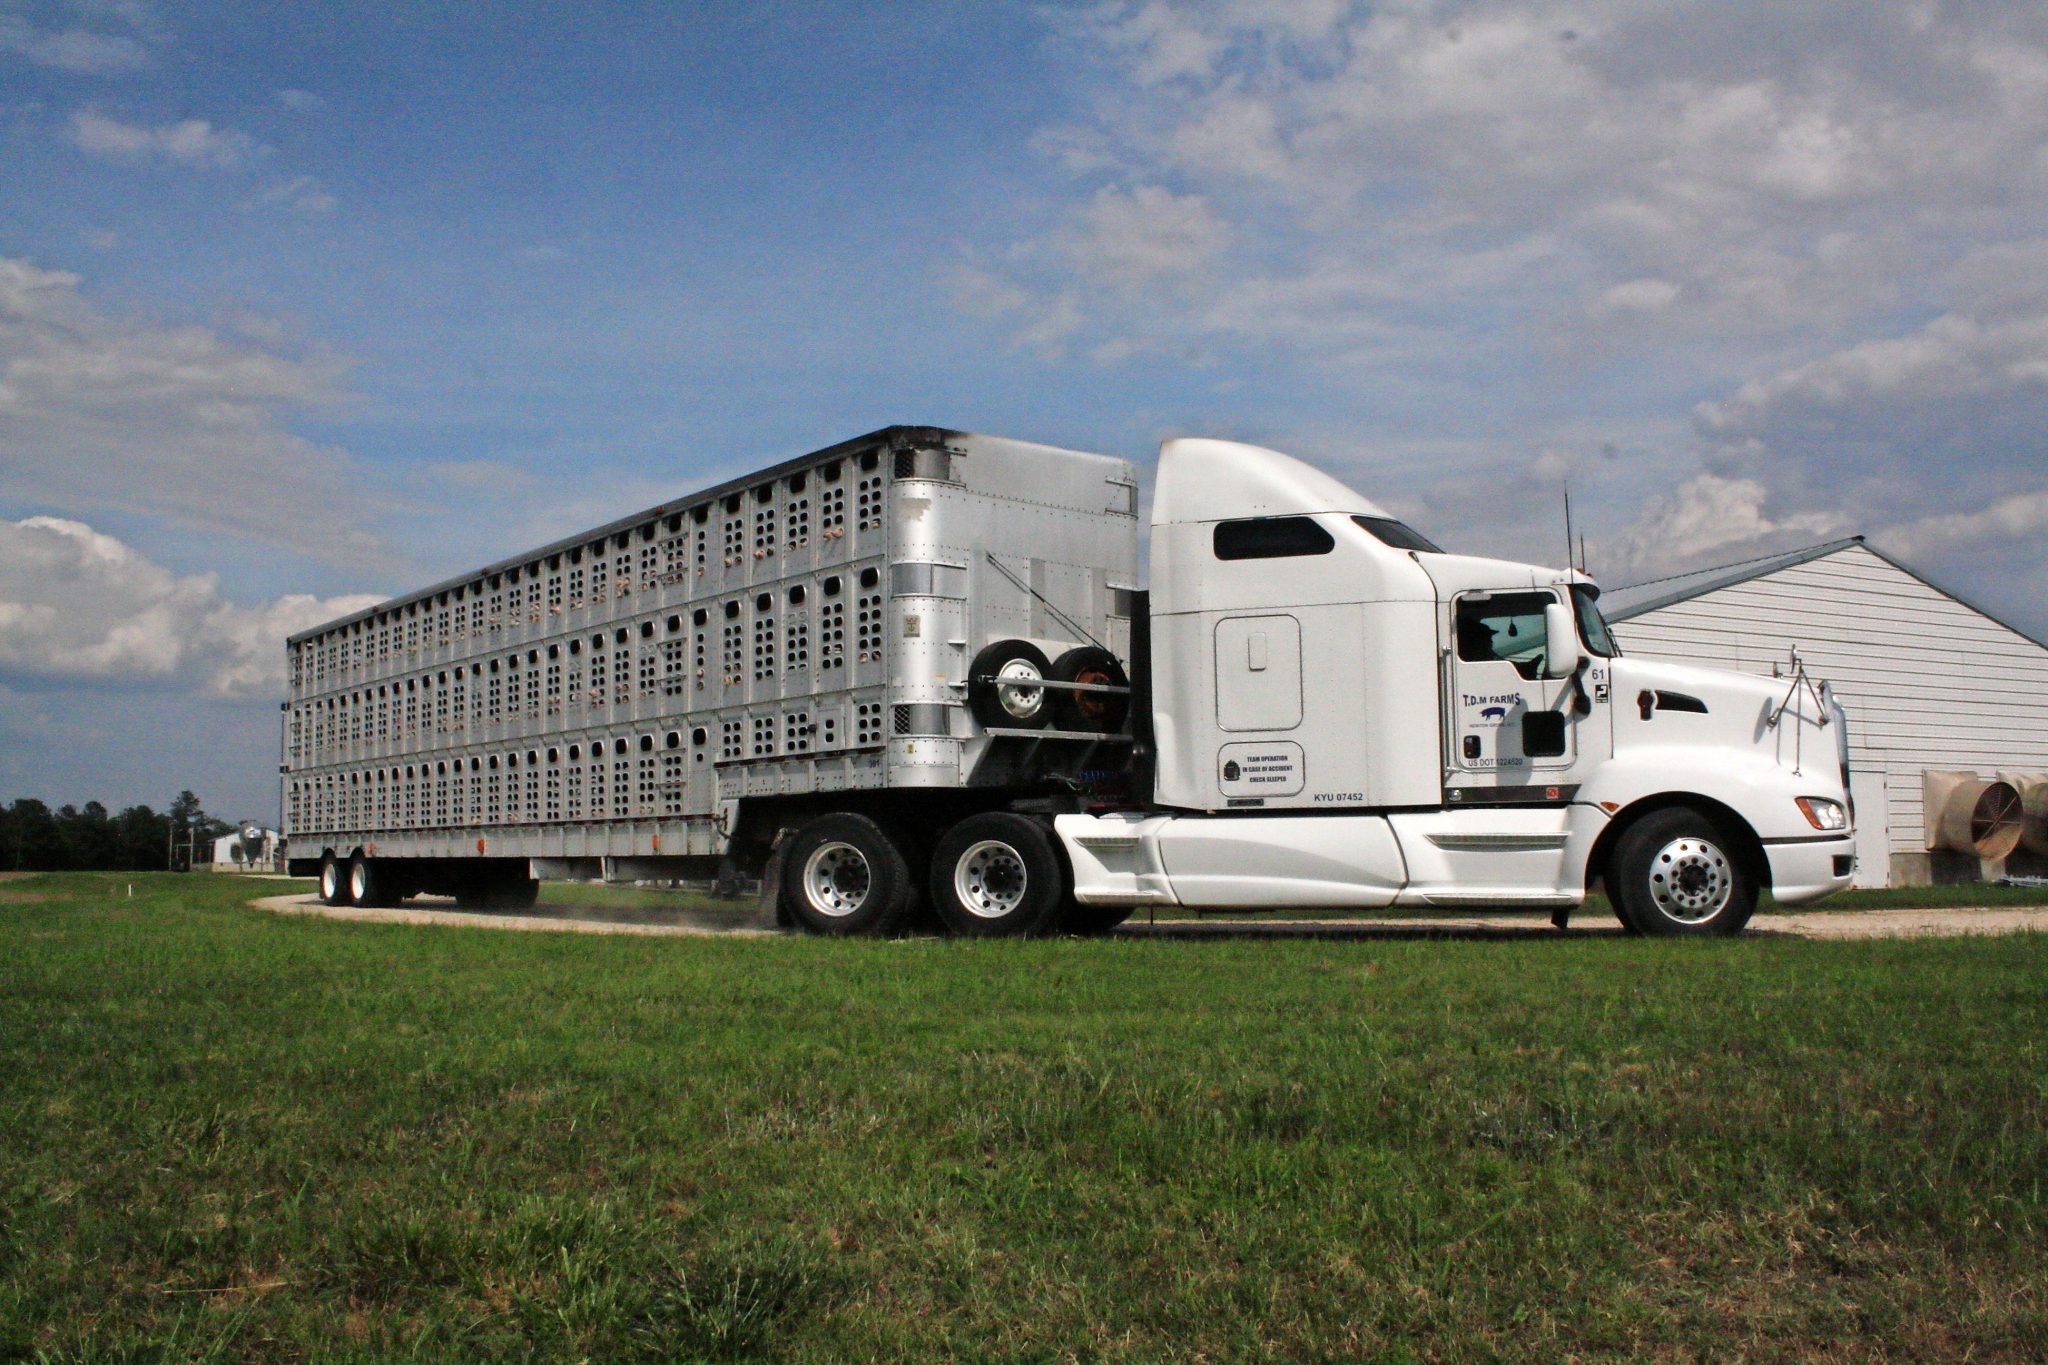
left=0, top=791, right=236, bottom=872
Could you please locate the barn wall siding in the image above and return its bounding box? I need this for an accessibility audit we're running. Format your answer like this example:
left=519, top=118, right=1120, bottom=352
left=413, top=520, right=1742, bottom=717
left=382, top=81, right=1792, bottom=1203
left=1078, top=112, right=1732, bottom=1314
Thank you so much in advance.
left=1612, top=545, right=2048, bottom=884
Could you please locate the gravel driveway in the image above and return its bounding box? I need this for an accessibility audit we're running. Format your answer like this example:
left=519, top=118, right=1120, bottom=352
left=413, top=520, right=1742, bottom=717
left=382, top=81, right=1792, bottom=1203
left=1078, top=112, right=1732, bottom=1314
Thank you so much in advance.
left=251, top=893, right=2048, bottom=941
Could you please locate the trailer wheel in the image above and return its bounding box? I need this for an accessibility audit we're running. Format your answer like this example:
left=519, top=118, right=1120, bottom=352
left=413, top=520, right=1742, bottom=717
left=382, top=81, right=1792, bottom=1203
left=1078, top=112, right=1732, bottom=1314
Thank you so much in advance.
left=782, top=813, right=911, bottom=936
left=318, top=853, right=349, bottom=907
left=930, top=812, right=1064, bottom=937
left=1609, top=808, right=1757, bottom=937
left=1048, top=646, right=1130, bottom=733
left=968, top=640, right=1053, bottom=730
left=347, top=854, right=396, bottom=909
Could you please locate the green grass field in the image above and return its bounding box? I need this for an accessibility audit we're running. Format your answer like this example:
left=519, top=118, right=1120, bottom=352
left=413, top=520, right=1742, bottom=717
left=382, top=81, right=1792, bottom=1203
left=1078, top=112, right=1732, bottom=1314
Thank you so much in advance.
left=543, top=875, right=2048, bottom=924
left=2, top=873, right=2043, bottom=1362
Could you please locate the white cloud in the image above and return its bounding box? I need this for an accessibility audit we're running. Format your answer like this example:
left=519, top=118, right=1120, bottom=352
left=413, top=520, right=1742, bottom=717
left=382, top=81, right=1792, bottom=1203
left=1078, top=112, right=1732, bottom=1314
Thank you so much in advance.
left=243, top=173, right=337, bottom=217
left=1883, top=486, right=2048, bottom=561
left=2, top=23, right=145, bottom=71
left=1604, top=473, right=1843, bottom=582
left=0, top=2, right=165, bottom=74
left=1700, top=311, right=2048, bottom=432
left=69, top=109, right=259, bottom=168
left=0, top=516, right=378, bottom=699
left=956, top=2, right=2048, bottom=636
left=1594, top=278, right=1681, bottom=315
left=1065, top=183, right=1230, bottom=286
left=276, top=87, right=324, bottom=113
left=1689, top=295, right=2048, bottom=533
left=977, top=2, right=2048, bottom=361
left=0, top=256, right=381, bottom=560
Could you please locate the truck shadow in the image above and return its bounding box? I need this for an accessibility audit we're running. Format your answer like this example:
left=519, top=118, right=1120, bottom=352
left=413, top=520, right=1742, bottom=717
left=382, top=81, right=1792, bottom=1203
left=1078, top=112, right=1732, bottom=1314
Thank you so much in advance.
left=1113, top=917, right=1624, bottom=941
left=315, top=896, right=1636, bottom=940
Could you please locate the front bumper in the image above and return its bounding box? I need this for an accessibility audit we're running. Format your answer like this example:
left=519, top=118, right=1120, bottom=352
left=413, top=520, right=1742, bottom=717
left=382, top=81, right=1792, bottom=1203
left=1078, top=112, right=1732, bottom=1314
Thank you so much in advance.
left=1763, top=834, right=1857, bottom=905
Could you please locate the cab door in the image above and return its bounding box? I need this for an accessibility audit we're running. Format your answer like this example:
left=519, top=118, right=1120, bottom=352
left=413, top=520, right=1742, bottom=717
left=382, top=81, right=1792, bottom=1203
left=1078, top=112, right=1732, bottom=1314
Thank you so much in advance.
left=1449, top=590, right=1577, bottom=778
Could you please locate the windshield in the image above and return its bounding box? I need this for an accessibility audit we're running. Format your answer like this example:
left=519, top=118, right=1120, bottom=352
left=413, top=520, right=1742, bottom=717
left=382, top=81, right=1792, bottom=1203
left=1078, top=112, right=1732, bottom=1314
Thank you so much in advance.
left=1571, top=585, right=1619, bottom=657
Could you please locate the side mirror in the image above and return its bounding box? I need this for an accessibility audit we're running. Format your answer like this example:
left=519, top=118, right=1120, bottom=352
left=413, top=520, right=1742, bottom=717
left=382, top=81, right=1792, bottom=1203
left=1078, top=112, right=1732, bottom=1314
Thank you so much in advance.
left=1543, top=601, right=1582, bottom=679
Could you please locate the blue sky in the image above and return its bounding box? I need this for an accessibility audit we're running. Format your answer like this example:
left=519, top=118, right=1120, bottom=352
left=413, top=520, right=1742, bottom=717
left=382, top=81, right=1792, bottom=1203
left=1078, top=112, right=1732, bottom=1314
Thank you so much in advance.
left=5, top=0, right=2048, bottom=821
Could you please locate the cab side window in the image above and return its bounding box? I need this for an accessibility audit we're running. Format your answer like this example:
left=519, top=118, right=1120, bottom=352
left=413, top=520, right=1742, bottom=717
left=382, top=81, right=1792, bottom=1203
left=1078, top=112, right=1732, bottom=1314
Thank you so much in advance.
left=1455, top=592, right=1555, bottom=680
left=1214, top=516, right=1335, bottom=560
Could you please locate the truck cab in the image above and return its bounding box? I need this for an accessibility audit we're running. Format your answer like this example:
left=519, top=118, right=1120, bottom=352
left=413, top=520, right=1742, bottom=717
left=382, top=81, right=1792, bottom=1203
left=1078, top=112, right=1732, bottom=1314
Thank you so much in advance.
left=1054, top=438, right=1855, bottom=934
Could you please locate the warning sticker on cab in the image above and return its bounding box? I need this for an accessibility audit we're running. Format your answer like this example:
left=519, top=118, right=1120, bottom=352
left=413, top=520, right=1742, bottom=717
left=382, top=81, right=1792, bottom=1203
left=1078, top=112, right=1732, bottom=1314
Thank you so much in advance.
left=1218, top=742, right=1305, bottom=798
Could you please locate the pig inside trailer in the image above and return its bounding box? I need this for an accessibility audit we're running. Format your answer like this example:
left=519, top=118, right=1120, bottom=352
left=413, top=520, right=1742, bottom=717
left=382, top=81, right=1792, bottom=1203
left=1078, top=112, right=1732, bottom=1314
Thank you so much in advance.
left=284, top=424, right=1856, bottom=936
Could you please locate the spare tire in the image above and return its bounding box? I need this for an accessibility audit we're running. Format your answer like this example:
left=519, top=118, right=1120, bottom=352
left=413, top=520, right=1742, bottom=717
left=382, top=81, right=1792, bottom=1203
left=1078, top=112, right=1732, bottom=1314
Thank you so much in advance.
left=1049, top=646, right=1129, bottom=733
left=967, top=640, right=1053, bottom=729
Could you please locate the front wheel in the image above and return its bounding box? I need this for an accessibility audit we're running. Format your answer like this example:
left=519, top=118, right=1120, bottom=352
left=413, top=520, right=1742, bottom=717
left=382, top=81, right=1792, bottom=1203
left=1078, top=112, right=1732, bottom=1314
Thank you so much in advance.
left=929, top=812, right=1065, bottom=938
left=1609, top=808, right=1757, bottom=937
left=781, top=813, right=912, bottom=936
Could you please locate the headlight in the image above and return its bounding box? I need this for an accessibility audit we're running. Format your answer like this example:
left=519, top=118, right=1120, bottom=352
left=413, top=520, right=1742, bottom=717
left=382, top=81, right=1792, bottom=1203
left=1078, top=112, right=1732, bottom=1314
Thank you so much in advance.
left=1796, top=797, right=1848, bottom=831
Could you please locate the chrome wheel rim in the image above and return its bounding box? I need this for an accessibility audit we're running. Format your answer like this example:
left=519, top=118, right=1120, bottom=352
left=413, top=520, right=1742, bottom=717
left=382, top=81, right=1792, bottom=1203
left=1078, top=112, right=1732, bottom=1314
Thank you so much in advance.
left=954, top=840, right=1028, bottom=919
left=995, top=660, right=1045, bottom=721
left=349, top=861, right=369, bottom=902
left=320, top=862, right=339, bottom=900
left=801, top=841, right=872, bottom=918
left=1648, top=836, right=1732, bottom=923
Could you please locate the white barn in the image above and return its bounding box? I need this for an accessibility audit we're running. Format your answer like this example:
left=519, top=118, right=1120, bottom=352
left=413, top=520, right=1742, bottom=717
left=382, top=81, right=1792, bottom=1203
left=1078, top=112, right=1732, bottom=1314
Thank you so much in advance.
left=1602, top=537, right=2048, bottom=886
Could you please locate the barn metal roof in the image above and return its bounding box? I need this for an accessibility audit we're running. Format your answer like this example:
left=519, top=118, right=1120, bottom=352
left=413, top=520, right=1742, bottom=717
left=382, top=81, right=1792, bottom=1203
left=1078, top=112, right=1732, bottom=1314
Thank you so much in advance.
left=1603, top=534, right=2048, bottom=651
left=1600, top=538, right=1868, bottom=620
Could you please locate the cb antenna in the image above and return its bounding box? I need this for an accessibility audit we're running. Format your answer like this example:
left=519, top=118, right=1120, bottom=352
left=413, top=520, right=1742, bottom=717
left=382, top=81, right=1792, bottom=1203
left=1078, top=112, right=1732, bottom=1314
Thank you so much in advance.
left=1562, top=480, right=1575, bottom=573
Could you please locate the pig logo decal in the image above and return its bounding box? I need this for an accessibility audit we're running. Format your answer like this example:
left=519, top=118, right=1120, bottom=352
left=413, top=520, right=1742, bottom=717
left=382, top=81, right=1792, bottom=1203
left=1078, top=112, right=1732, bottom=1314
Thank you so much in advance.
left=1480, top=705, right=1508, bottom=722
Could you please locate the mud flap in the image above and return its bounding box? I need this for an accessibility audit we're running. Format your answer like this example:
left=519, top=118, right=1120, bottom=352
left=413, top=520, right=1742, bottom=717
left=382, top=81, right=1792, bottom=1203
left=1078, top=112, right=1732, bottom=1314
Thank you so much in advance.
left=755, top=827, right=795, bottom=931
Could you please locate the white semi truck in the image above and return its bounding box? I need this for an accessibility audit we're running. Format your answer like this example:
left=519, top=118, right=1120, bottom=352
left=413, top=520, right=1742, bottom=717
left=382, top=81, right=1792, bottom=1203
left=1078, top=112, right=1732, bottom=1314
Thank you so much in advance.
left=282, top=425, right=1855, bottom=936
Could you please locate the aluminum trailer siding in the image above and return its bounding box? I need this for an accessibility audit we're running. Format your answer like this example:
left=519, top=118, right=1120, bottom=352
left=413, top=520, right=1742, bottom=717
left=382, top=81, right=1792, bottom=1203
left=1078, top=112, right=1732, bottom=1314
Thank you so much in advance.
left=282, top=426, right=1140, bottom=910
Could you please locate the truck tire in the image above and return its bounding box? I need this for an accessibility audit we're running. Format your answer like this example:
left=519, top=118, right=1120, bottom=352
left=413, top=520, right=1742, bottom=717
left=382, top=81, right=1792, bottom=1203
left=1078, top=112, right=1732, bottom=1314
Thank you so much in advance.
left=1048, top=646, right=1129, bottom=733
left=1059, top=900, right=1134, bottom=936
left=347, top=853, right=396, bottom=909
left=318, top=853, right=349, bottom=907
left=929, top=812, right=1064, bottom=937
left=968, top=640, right=1053, bottom=730
left=782, top=813, right=912, bottom=936
left=1609, top=808, right=1757, bottom=937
